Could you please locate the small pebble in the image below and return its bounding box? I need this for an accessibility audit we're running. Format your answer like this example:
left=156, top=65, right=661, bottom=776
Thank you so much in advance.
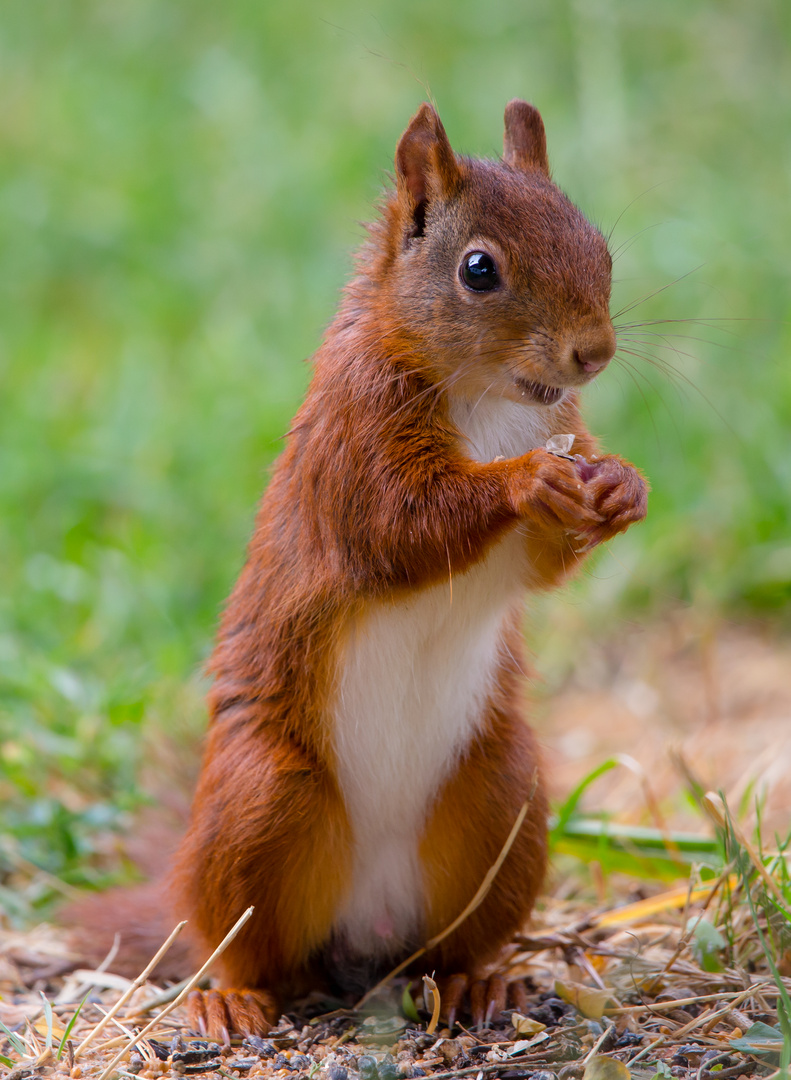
left=357, top=1054, right=379, bottom=1080
left=614, top=1033, right=643, bottom=1050
left=246, top=1036, right=277, bottom=1058
left=378, top=1055, right=398, bottom=1080
left=413, top=1035, right=435, bottom=1051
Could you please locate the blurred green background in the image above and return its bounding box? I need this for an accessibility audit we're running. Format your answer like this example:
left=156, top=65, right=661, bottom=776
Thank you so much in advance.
left=1, top=1, right=790, bottom=914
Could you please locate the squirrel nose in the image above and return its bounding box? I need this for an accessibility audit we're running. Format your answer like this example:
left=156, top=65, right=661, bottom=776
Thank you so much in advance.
left=572, top=325, right=616, bottom=375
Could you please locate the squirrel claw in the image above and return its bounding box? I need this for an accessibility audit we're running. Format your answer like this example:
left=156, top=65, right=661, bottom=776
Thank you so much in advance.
left=574, top=533, right=599, bottom=554
left=441, top=973, right=524, bottom=1030
left=443, top=972, right=469, bottom=1030
left=187, top=987, right=278, bottom=1043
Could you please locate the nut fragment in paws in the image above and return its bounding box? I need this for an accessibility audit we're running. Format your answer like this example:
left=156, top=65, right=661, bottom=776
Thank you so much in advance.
left=545, top=433, right=575, bottom=459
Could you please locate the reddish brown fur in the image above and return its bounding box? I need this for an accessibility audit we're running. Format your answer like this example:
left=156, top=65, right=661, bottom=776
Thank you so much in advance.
left=74, top=102, right=647, bottom=1039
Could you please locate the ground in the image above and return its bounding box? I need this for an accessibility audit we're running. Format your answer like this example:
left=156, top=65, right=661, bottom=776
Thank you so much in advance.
left=1, top=616, right=789, bottom=1077
left=536, top=615, right=791, bottom=838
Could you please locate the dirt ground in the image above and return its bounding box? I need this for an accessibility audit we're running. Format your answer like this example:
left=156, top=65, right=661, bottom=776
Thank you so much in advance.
left=534, top=612, right=791, bottom=839
left=1, top=616, right=789, bottom=1077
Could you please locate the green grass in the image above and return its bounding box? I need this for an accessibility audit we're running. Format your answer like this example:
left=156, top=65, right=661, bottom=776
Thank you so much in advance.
left=1, top=1, right=790, bottom=900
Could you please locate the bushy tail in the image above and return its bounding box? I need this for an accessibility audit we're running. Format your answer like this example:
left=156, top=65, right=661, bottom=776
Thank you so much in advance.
left=60, top=750, right=200, bottom=982
left=60, top=880, right=197, bottom=982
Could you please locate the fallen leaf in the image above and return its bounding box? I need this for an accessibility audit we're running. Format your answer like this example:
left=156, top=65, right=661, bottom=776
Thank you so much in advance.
left=555, top=979, right=617, bottom=1020
left=582, top=1054, right=632, bottom=1080
left=729, top=1020, right=785, bottom=1056
left=686, top=916, right=726, bottom=973
left=401, top=983, right=419, bottom=1023
left=509, top=1033, right=549, bottom=1055
left=511, top=1012, right=546, bottom=1035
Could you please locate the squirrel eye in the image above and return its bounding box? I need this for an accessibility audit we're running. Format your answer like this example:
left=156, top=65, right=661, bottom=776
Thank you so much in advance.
left=460, top=251, right=499, bottom=292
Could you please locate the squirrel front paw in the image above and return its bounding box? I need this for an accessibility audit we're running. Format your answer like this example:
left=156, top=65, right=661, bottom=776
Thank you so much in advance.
left=573, top=453, right=648, bottom=551
left=509, top=447, right=605, bottom=534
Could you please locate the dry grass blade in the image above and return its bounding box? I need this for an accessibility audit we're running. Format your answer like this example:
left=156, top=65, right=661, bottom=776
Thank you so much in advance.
left=356, top=781, right=535, bottom=1008
left=131, top=972, right=199, bottom=1014
left=628, top=984, right=759, bottom=1066
left=423, top=975, right=441, bottom=1035
left=424, top=787, right=534, bottom=950
left=581, top=1020, right=616, bottom=1064
left=703, top=791, right=787, bottom=906
left=611, top=984, right=777, bottom=1014
left=73, top=919, right=186, bottom=1060
left=95, top=906, right=253, bottom=1080
left=592, top=878, right=734, bottom=927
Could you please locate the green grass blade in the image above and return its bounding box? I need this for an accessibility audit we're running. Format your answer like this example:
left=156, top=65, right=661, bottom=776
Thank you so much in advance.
left=552, top=816, right=723, bottom=877
left=39, top=992, right=54, bottom=1052
left=0, top=1017, right=27, bottom=1056
left=551, top=759, right=620, bottom=838
left=57, top=990, right=91, bottom=1062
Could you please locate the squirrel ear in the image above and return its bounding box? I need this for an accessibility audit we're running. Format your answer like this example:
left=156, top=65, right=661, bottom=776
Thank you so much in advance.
left=396, top=103, right=460, bottom=238
left=503, top=99, right=550, bottom=176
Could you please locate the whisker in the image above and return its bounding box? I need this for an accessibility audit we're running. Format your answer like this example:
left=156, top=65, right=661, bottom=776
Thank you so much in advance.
left=616, top=328, right=740, bottom=355
left=604, top=182, right=667, bottom=244
left=617, top=346, right=696, bottom=393
left=608, top=356, right=663, bottom=447
left=616, top=334, right=708, bottom=367
left=609, top=221, right=665, bottom=262
left=615, top=351, right=688, bottom=411
left=611, top=266, right=705, bottom=321
left=468, top=381, right=497, bottom=419
left=615, top=345, right=739, bottom=440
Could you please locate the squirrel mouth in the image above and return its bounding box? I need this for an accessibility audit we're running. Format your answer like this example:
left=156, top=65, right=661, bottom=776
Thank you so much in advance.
left=513, top=375, right=566, bottom=406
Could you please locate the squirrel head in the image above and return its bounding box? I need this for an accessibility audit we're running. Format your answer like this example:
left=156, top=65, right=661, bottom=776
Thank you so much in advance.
left=367, top=101, right=615, bottom=407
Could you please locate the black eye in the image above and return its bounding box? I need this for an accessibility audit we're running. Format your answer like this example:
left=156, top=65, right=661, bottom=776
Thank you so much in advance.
left=460, top=250, right=499, bottom=292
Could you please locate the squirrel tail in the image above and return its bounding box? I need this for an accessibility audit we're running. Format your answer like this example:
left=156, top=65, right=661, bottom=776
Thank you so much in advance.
left=60, top=880, right=196, bottom=982
left=59, top=769, right=199, bottom=982
left=60, top=726, right=201, bottom=980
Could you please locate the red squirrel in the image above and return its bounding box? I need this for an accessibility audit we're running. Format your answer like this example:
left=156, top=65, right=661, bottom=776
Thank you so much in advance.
left=160, top=100, right=648, bottom=1040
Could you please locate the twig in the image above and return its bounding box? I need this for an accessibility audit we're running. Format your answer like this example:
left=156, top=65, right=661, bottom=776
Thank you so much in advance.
left=90, top=1029, right=181, bottom=1054
left=95, top=933, right=122, bottom=974
left=96, top=906, right=254, bottom=1080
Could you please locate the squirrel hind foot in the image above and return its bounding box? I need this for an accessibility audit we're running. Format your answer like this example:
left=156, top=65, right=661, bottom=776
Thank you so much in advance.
left=187, top=987, right=278, bottom=1043
left=442, top=972, right=530, bottom=1030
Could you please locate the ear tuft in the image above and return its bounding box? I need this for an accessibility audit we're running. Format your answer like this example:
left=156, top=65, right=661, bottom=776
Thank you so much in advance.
left=395, top=103, right=460, bottom=238
left=503, top=99, right=549, bottom=176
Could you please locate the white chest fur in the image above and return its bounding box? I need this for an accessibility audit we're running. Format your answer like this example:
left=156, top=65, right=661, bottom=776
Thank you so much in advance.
left=329, top=395, right=553, bottom=956
left=449, top=394, right=553, bottom=463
